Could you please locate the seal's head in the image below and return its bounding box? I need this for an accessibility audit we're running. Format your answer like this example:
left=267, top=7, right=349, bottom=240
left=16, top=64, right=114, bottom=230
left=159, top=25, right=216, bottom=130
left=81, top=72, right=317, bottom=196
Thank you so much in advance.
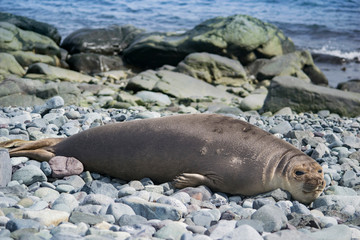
left=286, top=156, right=325, bottom=204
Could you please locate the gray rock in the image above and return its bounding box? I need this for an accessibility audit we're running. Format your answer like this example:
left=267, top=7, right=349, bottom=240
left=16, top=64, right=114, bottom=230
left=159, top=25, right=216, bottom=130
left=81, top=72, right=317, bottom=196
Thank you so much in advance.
left=120, top=196, right=182, bottom=221
left=177, top=185, right=213, bottom=201
left=251, top=205, right=287, bottom=232
left=0, top=196, right=17, bottom=207
left=263, top=76, right=360, bottom=117
left=69, top=211, right=107, bottom=225
left=52, top=175, right=86, bottom=190
left=254, top=50, right=327, bottom=85
left=343, top=136, right=360, bottom=149
left=0, top=149, right=12, bottom=187
left=106, top=202, right=135, bottom=222
left=175, top=52, right=247, bottom=86
left=118, top=214, right=147, bottom=226
left=74, top=204, right=104, bottom=215
left=135, top=91, right=171, bottom=106
left=309, top=225, right=352, bottom=240
left=291, top=201, right=311, bottom=215
left=240, top=91, right=268, bottom=111
left=52, top=193, right=79, bottom=213
left=127, top=70, right=238, bottom=103
left=324, top=186, right=357, bottom=196
left=337, top=79, right=360, bottom=93
left=154, top=222, right=189, bottom=240
left=124, top=14, right=294, bottom=68
left=12, top=164, right=47, bottom=186
left=26, top=63, right=94, bottom=83
left=313, top=195, right=360, bottom=209
left=269, top=121, right=292, bottom=135
left=223, top=224, right=263, bottom=240
left=255, top=188, right=291, bottom=202
left=191, top=209, right=221, bottom=228
left=118, top=186, right=136, bottom=198
left=252, top=198, right=276, bottom=209
left=311, top=143, right=330, bottom=159
left=5, top=218, right=42, bottom=232
left=340, top=170, right=359, bottom=187
left=236, top=219, right=264, bottom=234
left=81, top=180, right=118, bottom=198
left=34, top=187, right=60, bottom=203
left=156, top=196, right=188, bottom=216
left=208, top=220, right=237, bottom=239
left=81, top=194, right=114, bottom=206
left=40, top=161, right=52, bottom=177
left=264, top=229, right=315, bottom=240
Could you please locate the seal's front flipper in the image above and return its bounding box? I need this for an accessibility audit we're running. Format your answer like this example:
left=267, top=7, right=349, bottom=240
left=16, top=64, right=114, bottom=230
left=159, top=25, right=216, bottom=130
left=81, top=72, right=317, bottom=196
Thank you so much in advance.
left=0, top=139, right=30, bottom=148
left=173, top=172, right=223, bottom=190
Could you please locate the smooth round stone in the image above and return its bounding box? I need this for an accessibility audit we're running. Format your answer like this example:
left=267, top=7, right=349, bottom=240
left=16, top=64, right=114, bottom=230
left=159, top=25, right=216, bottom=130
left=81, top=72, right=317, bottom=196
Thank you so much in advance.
left=154, top=222, right=189, bottom=240
left=208, top=220, right=237, bottom=239
left=65, top=110, right=81, bottom=119
left=340, top=205, right=356, bottom=216
left=49, top=156, right=84, bottom=178
left=106, top=203, right=135, bottom=222
left=56, top=184, right=75, bottom=193
left=10, top=157, right=29, bottom=166
left=23, top=209, right=70, bottom=227
left=157, top=196, right=188, bottom=215
left=118, top=186, right=136, bottom=198
left=128, top=180, right=144, bottom=190
left=28, top=200, right=48, bottom=211
left=191, top=209, right=221, bottom=228
left=81, top=194, right=114, bottom=206
left=5, top=218, right=42, bottom=232
left=310, top=224, right=352, bottom=240
left=133, top=190, right=150, bottom=201
left=17, top=198, right=34, bottom=208
left=34, top=187, right=60, bottom=203
left=40, top=162, right=52, bottom=177
left=0, top=216, right=10, bottom=227
left=118, top=214, right=147, bottom=226
left=12, top=164, right=47, bottom=186
left=171, top=192, right=191, bottom=204
left=251, top=205, right=288, bottom=232
left=144, top=185, right=164, bottom=194
left=318, top=216, right=338, bottom=228
left=291, top=201, right=311, bottom=215
left=0, top=197, right=17, bottom=208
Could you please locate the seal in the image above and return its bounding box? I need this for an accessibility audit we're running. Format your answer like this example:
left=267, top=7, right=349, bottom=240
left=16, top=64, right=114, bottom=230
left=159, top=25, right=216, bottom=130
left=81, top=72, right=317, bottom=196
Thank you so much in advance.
left=1, top=114, right=325, bottom=204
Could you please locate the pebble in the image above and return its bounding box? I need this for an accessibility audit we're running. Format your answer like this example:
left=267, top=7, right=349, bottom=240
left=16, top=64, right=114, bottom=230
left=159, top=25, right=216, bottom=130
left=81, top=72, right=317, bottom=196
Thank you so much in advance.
left=12, top=164, right=47, bottom=186
left=81, top=180, right=118, bottom=198
left=23, top=209, right=70, bottom=226
left=153, top=222, right=189, bottom=240
left=49, top=156, right=84, bottom=178
left=251, top=205, right=288, bottom=232
left=0, top=149, right=12, bottom=187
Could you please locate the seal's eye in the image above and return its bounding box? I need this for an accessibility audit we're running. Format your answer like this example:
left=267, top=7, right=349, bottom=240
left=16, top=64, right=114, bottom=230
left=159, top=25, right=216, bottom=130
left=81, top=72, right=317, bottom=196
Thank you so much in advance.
left=318, top=170, right=322, bottom=173
left=295, top=171, right=305, bottom=176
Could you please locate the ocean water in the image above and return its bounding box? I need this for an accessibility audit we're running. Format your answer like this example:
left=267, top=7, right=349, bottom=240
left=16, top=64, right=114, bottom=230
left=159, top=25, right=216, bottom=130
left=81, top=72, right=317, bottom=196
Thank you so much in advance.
left=1, top=0, right=359, bottom=85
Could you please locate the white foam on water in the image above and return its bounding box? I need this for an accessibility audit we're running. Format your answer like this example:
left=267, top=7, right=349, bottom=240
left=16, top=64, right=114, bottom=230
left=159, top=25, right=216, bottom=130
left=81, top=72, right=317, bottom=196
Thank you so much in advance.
left=311, top=45, right=360, bottom=60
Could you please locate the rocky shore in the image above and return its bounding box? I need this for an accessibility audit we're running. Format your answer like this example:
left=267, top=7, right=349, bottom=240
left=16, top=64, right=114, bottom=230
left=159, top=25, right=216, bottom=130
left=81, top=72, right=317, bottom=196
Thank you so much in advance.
left=0, top=12, right=360, bottom=240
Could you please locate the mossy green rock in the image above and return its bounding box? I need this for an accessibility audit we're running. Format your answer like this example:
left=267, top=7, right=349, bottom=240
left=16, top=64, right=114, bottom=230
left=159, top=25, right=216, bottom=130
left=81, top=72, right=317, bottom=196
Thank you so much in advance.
left=0, top=52, right=25, bottom=76
left=124, top=14, right=294, bottom=68
left=10, top=51, right=59, bottom=67
left=0, top=22, right=60, bottom=57
left=175, top=52, right=247, bottom=86
left=263, top=76, right=360, bottom=117
left=0, top=12, right=61, bottom=44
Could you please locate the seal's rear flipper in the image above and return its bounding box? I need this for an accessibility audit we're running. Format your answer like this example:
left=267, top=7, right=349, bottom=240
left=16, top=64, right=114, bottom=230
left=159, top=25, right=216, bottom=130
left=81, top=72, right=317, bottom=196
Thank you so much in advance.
left=173, top=172, right=223, bottom=190
left=0, top=138, right=64, bottom=162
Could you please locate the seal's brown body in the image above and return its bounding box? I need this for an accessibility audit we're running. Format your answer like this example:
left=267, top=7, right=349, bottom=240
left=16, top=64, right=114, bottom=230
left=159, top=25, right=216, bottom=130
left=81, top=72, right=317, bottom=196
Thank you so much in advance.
left=2, top=114, right=325, bottom=203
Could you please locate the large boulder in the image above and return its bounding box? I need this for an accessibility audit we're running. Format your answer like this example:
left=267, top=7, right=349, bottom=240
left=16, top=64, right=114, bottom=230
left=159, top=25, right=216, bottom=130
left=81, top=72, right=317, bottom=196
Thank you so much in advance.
left=0, top=52, right=25, bottom=76
left=175, top=52, right=247, bottom=86
left=25, top=63, right=95, bottom=83
left=0, top=22, right=60, bottom=57
left=249, top=50, right=328, bottom=85
left=337, top=79, right=360, bottom=93
left=126, top=70, right=239, bottom=103
left=61, top=25, right=144, bottom=55
left=0, top=12, right=61, bottom=44
left=0, top=77, right=83, bottom=107
left=67, top=53, right=126, bottom=74
left=263, top=76, right=360, bottom=117
left=10, top=51, right=59, bottom=67
left=123, top=14, right=295, bottom=68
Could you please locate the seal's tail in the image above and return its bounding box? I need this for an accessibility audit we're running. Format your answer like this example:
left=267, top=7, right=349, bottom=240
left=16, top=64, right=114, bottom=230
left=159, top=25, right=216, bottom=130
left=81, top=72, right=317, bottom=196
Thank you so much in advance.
left=0, top=138, right=64, bottom=162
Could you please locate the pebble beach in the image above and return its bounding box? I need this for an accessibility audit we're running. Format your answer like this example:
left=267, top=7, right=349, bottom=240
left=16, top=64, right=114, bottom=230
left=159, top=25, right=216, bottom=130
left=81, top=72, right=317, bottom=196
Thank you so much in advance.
left=0, top=3, right=360, bottom=240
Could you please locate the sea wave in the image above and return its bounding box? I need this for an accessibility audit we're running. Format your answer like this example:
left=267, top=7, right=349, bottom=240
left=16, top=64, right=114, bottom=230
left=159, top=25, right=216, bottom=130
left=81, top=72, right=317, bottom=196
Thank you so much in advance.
left=311, top=46, right=360, bottom=60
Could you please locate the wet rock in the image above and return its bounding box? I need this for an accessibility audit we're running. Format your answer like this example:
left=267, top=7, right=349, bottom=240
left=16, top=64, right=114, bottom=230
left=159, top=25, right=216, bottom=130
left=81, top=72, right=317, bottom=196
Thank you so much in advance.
left=67, top=53, right=126, bottom=74
left=61, top=25, right=144, bottom=55
left=263, top=76, right=360, bottom=117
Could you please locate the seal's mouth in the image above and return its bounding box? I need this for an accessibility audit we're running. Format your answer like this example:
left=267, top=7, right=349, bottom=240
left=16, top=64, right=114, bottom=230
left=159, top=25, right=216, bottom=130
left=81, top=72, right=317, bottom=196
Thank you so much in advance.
left=302, top=186, right=324, bottom=194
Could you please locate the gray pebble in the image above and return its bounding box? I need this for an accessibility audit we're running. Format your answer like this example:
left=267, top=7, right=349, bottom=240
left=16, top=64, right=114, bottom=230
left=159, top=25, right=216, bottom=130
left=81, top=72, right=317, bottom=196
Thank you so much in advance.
left=12, top=164, right=47, bottom=186
left=106, top=202, right=135, bottom=222
left=6, top=218, right=42, bottom=232
left=40, top=162, right=52, bottom=177
left=118, top=214, right=147, bottom=226
left=251, top=205, right=288, bottom=232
